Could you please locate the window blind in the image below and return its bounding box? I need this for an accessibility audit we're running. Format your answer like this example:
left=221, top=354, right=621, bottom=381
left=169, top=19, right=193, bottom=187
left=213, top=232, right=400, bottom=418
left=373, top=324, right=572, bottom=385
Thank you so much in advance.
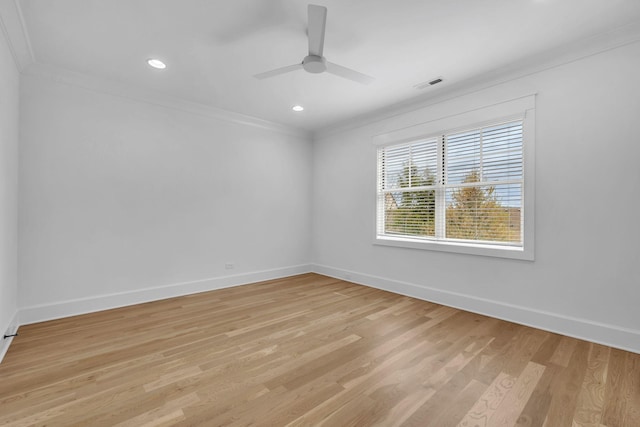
left=378, top=120, right=524, bottom=246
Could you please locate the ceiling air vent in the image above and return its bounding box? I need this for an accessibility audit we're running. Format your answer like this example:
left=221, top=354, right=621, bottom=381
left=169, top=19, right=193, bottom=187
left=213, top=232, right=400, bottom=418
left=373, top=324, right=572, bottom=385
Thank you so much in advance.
left=414, top=77, right=444, bottom=90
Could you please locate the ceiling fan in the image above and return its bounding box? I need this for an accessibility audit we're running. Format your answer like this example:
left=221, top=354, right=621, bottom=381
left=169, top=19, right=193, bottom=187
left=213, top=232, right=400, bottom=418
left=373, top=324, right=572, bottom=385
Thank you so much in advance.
left=254, top=4, right=374, bottom=85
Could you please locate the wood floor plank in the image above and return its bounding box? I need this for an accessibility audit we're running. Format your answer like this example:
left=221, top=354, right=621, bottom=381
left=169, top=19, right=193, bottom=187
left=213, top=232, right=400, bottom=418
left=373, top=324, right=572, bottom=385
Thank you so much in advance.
left=430, top=379, right=488, bottom=427
left=0, top=273, right=638, bottom=426
left=487, top=361, right=546, bottom=426
left=572, top=344, right=610, bottom=427
left=457, top=371, right=517, bottom=427
left=626, top=351, right=640, bottom=425
left=516, top=363, right=560, bottom=427
left=545, top=340, right=591, bottom=425
left=549, top=336, right=579, bottom=367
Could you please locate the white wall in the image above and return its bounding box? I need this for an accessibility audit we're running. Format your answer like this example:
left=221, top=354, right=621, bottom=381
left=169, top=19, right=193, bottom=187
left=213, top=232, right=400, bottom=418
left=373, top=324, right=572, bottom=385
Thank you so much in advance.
left=0, top=26, right=20, bottom=358
left=18, top=73, right=312, bottom=321
left=312, top=41, right=640, bottom=352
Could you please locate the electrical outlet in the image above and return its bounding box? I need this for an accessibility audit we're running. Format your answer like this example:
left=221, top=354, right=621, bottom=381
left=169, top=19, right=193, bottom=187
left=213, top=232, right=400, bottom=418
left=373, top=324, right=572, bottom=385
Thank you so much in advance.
left=225, top=263, right=234, bottom=270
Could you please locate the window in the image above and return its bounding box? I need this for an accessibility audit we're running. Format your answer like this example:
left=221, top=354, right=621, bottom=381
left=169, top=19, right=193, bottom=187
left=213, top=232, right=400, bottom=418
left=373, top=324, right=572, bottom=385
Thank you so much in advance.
left=374, top=95, right=535, bottom=260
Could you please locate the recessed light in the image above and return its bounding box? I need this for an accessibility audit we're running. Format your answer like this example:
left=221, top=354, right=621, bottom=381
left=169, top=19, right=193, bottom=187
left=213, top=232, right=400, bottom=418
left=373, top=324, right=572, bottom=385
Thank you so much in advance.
left=147, top=59, right=166, bottom=69
left=292, top=105, right=304, bottom=112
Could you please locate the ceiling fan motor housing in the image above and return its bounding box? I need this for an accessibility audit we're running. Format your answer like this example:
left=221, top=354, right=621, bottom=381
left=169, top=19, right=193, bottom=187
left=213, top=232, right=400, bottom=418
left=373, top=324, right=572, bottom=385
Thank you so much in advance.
left=254, top=6, right=372, bottom=84
left=302, top=55, right=327, bottom=73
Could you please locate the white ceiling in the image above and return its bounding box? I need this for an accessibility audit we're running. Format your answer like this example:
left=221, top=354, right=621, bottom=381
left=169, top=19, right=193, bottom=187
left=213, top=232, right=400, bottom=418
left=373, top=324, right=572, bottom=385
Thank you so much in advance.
left=6, top=0, right=640, bottom=132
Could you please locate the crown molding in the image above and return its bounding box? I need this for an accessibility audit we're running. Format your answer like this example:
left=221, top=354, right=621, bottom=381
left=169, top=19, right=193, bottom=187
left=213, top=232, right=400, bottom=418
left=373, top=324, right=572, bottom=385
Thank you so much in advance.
left=313, top=20, right=640, bottom=140
left=23, top=62, right=311, bottom=139
left=0, top=0, right=34, bottom=71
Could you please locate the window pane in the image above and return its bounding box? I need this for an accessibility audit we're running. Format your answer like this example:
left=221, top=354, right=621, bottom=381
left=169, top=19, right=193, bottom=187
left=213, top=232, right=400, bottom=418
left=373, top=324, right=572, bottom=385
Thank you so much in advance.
left=482, top=121, right=523, bottom=182
left=384, top=190, right=436, bottom=237
left=382, top=139, right=438, bottom=190
left=446, top=130, right=481, bottom=184
left=381, top=145, right=409, bottom=190
left=483, top=150, right=523, bottom=181
left=483, top=122, right=523, bottom=153
left=446, top=121, right=523, bottom=184
left=445, top=183, right=522, bottom=244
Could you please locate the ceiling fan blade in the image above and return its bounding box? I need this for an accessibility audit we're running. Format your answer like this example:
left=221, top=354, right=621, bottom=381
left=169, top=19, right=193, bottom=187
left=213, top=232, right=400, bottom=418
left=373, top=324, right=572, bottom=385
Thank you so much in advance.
left=308, top=5, right=327, bottom=57
left=325, top=62, right=374, bottom=85
left=254, top=63, right=303, bottom=79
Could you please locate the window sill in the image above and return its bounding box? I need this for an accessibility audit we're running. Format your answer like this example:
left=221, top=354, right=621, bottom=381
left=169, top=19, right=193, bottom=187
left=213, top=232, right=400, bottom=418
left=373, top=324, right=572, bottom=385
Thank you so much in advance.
left=374, top=235, right=534, bottom=261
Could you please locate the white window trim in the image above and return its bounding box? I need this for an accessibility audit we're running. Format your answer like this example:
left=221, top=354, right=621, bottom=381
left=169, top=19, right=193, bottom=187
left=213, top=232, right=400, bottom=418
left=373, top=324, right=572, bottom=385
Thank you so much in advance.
left=372, top=95, right=535, bottom=261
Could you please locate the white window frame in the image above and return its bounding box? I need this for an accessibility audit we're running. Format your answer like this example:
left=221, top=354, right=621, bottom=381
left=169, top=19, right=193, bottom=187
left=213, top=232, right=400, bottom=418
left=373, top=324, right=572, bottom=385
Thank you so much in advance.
left=373, top=95, right=535, bottom=260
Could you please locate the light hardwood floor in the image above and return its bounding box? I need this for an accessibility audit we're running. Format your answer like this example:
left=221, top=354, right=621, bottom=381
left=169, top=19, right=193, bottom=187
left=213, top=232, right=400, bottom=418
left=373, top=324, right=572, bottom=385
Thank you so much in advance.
left=1, top=273, right=639, bottom=426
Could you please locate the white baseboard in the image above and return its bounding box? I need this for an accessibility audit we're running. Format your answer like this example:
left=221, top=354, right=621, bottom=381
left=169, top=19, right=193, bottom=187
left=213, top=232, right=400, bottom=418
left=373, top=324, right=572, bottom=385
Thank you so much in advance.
left=311, top=264, right=640, bottom=355
left=0, top=310, right=19, bottom=364
left=19, top=264, right=312, bottom=326
left=11, top=263, right=640, bottom=359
